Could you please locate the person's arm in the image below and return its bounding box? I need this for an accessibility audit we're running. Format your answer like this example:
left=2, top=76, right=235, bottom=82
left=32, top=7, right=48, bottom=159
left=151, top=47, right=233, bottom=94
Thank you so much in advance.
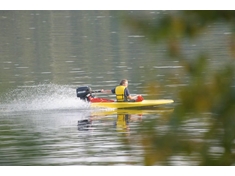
left=127, top=95, right=138, bottom=100
left=125, top=88, right=138, bottom=100
left=101, top=89, right=114, bottom=94
left=125, top=88, right=137, bottom=100
left=101, top=89, right=111, bottom=93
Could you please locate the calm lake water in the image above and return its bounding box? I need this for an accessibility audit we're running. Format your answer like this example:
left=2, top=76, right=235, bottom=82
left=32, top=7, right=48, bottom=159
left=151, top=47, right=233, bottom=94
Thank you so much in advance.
left=0, top=11, right=231, bottom=165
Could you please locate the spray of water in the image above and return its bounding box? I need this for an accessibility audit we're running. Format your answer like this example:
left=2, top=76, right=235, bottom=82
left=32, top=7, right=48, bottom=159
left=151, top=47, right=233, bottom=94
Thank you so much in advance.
left=0, top=83, right=90, bottom=112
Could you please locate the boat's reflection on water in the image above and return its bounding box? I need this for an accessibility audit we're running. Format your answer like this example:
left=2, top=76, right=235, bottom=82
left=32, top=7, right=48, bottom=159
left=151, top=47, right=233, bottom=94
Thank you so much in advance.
left=77, top=108, right=174, bottom=132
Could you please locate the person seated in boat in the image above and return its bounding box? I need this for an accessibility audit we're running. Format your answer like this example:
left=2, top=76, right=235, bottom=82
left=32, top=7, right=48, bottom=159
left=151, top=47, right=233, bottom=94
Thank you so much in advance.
left=101, top=79, right=142, bottom=102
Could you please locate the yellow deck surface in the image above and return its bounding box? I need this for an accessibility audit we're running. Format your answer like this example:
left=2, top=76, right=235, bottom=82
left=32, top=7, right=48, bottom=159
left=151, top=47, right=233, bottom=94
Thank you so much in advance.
left=91, top=99, right=174, bottom=109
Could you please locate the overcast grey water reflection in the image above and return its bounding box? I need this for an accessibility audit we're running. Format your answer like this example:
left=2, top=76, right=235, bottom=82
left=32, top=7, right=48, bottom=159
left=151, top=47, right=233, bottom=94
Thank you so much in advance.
left=0, top=11, right=230, bottom=165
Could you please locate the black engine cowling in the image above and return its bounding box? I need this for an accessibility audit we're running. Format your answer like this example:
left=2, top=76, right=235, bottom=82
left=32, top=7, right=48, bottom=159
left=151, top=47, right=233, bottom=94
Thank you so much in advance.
left=76, top=86, right=92, bottom=101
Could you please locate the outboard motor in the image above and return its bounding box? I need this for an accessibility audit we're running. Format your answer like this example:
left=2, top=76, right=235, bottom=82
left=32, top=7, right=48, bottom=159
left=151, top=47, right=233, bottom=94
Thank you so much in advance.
left=76, top=86, right=93, bottom=101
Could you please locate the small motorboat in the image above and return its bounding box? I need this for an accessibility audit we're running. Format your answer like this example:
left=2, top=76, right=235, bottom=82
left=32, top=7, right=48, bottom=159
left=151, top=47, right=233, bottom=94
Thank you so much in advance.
left=76, top=86, right=174, bottom=109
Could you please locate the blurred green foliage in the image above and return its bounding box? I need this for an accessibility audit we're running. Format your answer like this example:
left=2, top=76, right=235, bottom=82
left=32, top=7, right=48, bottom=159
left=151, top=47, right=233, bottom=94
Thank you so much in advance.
left=124, top=11, right=235, bottom=165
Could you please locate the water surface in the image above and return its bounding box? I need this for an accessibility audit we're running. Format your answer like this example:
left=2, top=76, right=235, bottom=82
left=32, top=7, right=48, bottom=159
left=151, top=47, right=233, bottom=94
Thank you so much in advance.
left=0, top=11, right=230, bottom=165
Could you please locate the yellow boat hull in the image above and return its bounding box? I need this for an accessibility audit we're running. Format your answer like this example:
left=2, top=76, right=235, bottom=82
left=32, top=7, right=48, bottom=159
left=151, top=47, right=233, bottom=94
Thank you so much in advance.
left=91, top=99, right=174, bottom=109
